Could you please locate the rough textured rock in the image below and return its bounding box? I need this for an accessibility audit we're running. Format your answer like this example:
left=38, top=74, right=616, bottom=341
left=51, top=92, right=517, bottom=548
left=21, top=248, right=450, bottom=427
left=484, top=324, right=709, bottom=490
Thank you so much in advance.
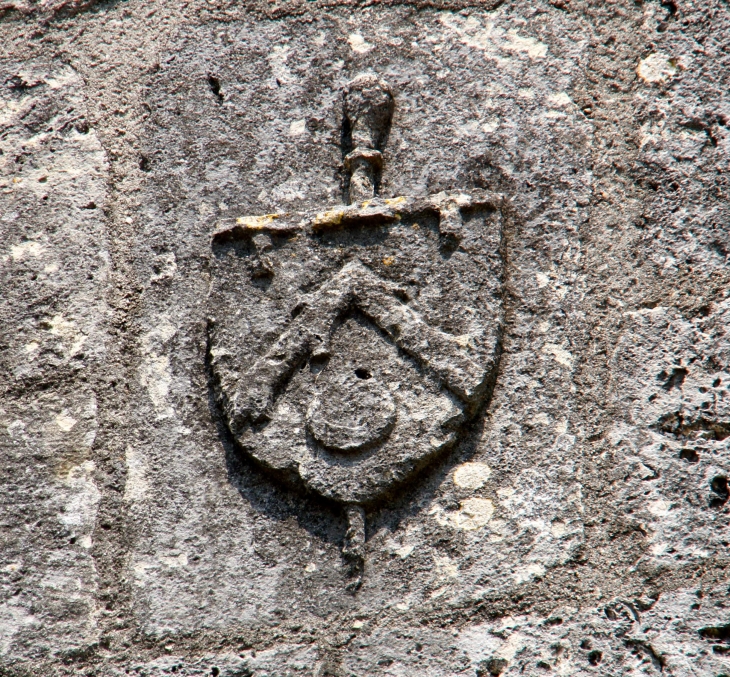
left=1, top=1, right=729, bottom=675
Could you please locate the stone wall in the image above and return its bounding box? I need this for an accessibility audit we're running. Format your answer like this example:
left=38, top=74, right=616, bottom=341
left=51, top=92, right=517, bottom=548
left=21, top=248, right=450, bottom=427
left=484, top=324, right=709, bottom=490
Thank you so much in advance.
left=1, top=1, right=729, bottom=675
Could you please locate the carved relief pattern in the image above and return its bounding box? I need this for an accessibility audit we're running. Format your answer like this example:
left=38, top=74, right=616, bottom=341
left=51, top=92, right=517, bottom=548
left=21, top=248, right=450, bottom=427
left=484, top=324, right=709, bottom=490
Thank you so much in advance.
left=207, top=75, right=506, bottom=580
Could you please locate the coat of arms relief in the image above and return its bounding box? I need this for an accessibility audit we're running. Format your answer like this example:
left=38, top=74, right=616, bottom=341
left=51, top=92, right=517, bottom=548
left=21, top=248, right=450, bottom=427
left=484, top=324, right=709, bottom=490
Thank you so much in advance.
left=208, top=75, right=507, bottom=586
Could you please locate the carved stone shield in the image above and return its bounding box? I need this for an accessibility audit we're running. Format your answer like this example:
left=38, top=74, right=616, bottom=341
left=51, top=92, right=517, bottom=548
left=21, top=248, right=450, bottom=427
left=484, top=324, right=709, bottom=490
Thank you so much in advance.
left=207, top=77, right=505, bottom=554
left=209, top=193, right=504, bottom=497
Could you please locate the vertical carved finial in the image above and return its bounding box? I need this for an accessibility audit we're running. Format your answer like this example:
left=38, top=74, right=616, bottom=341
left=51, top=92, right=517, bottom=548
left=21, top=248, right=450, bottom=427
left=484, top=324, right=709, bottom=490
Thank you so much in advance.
left=343, top=74, right=394, bottom=204
left=342, top=504, right=366, bottom=591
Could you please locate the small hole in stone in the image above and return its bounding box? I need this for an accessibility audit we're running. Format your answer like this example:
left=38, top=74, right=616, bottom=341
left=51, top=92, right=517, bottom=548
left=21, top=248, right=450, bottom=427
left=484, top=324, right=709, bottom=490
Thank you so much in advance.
left=710, top=476, right=729, bottom=507
left=207, top=74, right=223, bottom=102
left=211, top=668, right=220, bottom=677
left=662, top=367, right=687, bottom=391
left=588, top=650, right=602, bottom=665
left=393, top=289, right=409, bottom=302
left=309, top=354, right=329, bottom=374
left=355, top=368, right=372, bottom=380
left=476, top=658, right=507, bottom=676
left=679, top=448, right=699, bottom=463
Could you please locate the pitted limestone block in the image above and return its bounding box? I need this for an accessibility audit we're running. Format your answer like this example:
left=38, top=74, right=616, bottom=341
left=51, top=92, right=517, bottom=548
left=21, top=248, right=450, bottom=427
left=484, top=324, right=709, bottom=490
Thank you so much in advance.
left=0, top=63, right=110, bottom=388
left=454, top=585, right=730, bottom=676
left=608, top=302, right=730, bottom=570
left=0, top=60, right=109, bottom=667
left=129, top=4, right=591, bottom=635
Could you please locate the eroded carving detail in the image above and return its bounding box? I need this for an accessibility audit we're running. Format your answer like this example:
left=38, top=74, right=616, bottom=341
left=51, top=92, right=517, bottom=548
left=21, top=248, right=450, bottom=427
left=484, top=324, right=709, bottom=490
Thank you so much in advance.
left=342, top=74, right=394, bottom=203
left=208, top=75, right=506, bottom=587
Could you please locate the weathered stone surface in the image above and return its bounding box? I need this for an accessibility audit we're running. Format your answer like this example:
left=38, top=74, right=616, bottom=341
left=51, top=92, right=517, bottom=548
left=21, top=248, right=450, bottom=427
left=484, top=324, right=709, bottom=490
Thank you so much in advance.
left=100, top=585, right=730, bottom=675
left=124, top=6, right=588, bottom=637
left=1, top=0, right=729, bottom=675
left=0, top=60, right=109, bottom=662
